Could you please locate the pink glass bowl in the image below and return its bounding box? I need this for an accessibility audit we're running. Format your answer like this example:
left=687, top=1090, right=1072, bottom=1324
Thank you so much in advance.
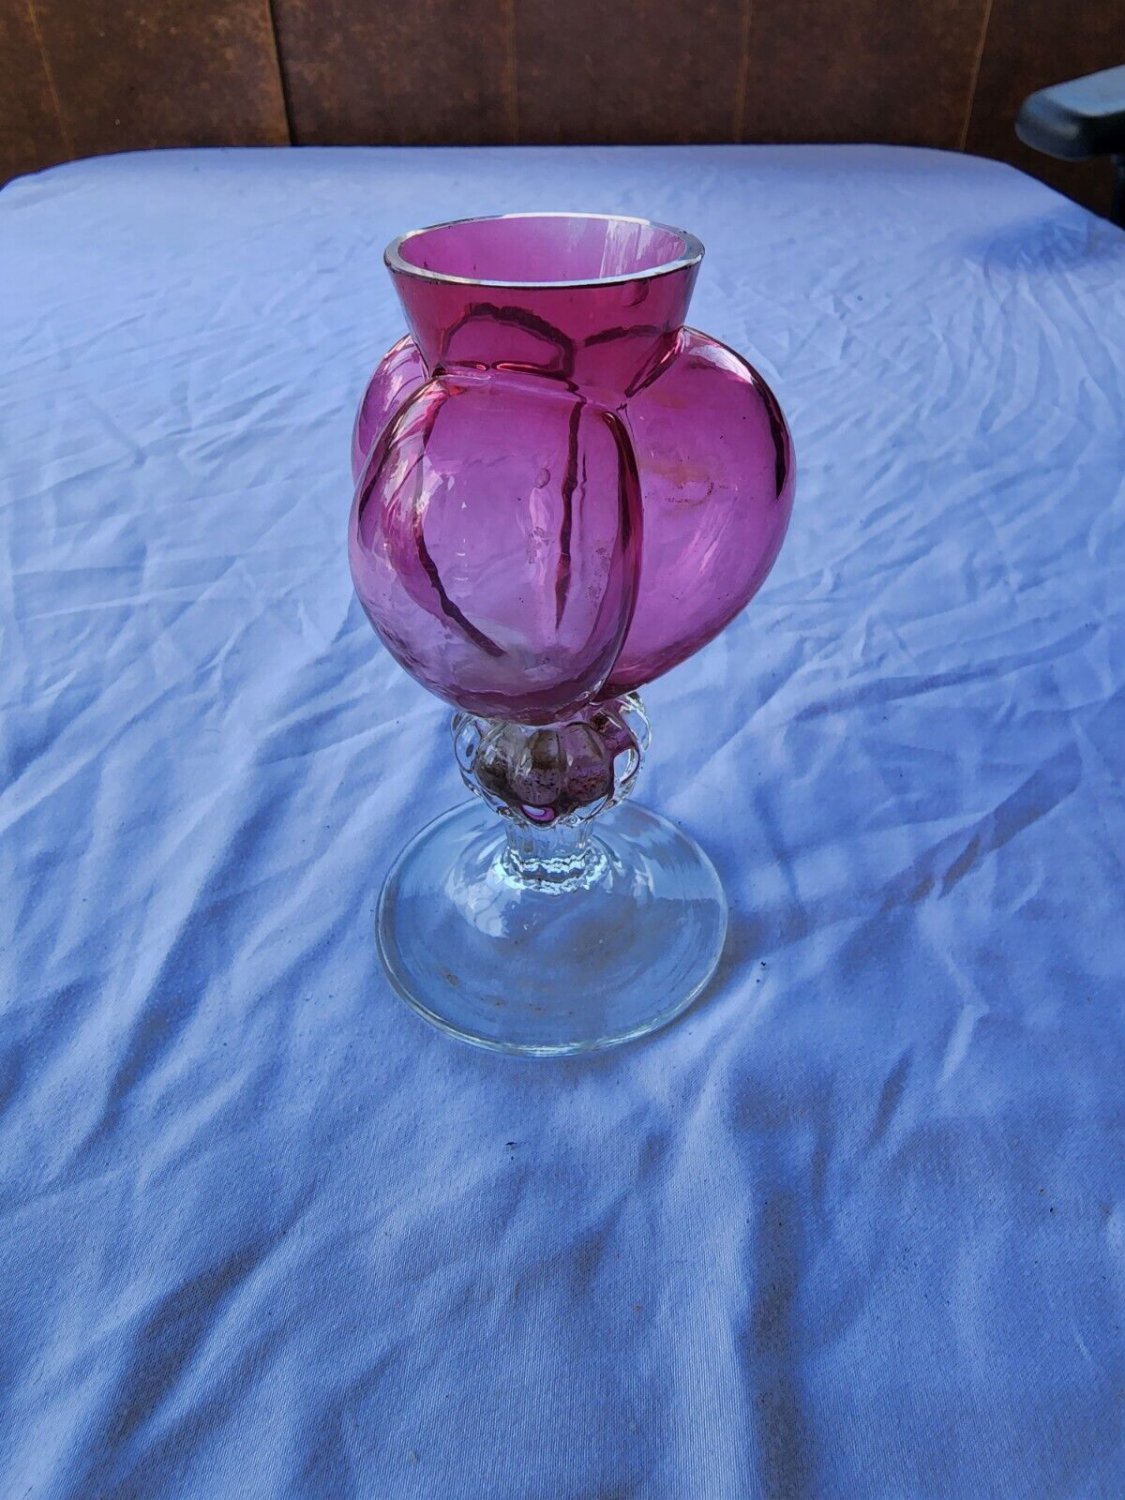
left=349, top=213, right=795, bottom=722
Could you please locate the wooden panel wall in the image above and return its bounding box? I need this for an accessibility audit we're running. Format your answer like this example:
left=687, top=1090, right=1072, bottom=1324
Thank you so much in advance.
left=270, top=0, right=514, bottom=146
left=1, top=0, right=69, bottom=180
left=735, top=0, right=989, bottom=148
left=966, top=0, right=1125, bottom=219
left=3, top=0, right=1123, bottom=219
left=508, top=0, right=748, bottom=145
left=1, top=0, right=287, bottom=184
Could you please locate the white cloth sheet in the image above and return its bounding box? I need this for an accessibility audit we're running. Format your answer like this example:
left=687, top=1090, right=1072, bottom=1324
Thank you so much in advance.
left=1, top=144, right=1123, bottom=1497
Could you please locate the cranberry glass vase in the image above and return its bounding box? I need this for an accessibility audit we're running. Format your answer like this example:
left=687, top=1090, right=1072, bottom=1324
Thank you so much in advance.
left=349, top=214, right=795, bottom=1053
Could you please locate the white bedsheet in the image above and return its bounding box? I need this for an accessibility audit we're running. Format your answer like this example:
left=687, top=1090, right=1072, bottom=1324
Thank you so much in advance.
left=1, top=144, right=1123, bottom=1497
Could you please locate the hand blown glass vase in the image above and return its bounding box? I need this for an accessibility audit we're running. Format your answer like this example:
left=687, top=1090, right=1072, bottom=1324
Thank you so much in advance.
left=349, top=214, right=795, bottom=1053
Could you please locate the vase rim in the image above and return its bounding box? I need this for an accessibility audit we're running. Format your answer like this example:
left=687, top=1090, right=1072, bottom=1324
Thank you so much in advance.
left=385, top=212, right=705, bottom=290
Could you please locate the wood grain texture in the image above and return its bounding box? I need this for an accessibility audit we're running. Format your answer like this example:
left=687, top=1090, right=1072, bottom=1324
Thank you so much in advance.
left=271, top=0, right=515, bottom=145
left=28, top=0, right=287, bottom=160
left=966, top=0, right=1125, bottom=219
left=739, top=0, right=990, bottom=148
left=0, top=0, right=69, bottom=182
left=514, top=0, right=746, bottom=143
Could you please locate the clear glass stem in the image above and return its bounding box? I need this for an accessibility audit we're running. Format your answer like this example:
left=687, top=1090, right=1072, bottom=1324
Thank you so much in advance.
left=500, top=817, right=603, bottom=890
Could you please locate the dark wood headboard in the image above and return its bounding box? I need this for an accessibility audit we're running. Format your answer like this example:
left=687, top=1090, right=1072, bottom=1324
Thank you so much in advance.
left=4, top=0, right=1123, bottom=217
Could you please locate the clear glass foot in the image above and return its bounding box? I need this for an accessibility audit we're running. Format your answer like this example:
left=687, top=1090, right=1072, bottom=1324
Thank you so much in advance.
left=376, top=801, right=727, bottom=1056
left=375, top=697, right=728, bottom=1055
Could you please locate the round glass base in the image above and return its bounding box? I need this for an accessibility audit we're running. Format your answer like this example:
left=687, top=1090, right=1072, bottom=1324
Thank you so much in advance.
left=376, top=800, right=728, bottom=1056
